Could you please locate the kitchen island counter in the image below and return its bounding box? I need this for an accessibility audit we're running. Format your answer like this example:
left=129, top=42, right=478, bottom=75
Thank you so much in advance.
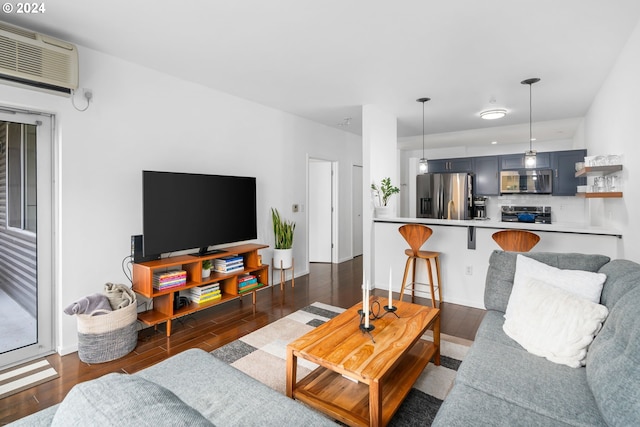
left=373, top=218, right=622, bottom=309
left=373, top=217, right=622, bottom=237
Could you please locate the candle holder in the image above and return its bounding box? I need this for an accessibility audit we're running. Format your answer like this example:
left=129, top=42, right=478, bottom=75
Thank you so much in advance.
left=358, top=309, right=376, bottom=343
left=382, top=304, right=399, bottom=318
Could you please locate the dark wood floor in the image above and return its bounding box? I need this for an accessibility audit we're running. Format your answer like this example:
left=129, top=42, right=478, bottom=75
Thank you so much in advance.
left=0, top=256, right=485, bottom=424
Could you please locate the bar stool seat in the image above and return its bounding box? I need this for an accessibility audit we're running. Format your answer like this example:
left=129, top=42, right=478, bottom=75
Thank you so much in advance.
left=492, top=229, right=540, bottom=252
left=399, top=224, right=442, bottom=308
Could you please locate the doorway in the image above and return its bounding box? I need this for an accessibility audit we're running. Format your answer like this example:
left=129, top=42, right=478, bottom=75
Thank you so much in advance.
left=352, top=165, right=363, bottom=257
left=308, top=158, right=337, bottom=263
left=0, top=109, right=55, bottom=369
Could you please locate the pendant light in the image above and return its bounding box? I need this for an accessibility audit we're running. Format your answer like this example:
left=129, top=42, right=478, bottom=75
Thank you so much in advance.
left=417, top=97, right=430, bottom=173
left=521, top=78, right=540, bottom=168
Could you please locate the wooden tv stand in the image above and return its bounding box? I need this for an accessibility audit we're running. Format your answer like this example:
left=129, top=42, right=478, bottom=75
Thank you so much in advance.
left=132, top=243, right=269, bottom=336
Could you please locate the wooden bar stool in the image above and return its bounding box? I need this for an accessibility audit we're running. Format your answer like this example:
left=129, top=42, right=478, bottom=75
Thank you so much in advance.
left=492, top=229, right=540, bottom=252
left=399, top=224, right=442, bottom=308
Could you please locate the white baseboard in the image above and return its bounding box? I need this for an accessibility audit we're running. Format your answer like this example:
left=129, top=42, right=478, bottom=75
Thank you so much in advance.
left=58, top=343, right=77, bottom=356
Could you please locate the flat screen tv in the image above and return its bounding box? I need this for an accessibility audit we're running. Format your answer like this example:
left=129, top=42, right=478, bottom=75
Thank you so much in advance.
left=142, top=171, right=257, bottom=257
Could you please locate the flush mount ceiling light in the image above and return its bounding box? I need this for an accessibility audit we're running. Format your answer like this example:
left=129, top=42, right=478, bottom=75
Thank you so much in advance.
left=521, top=77, right=540, bottom=168
left=417, top=97, right=431, bottom=174
left=480, top=109, right=507, bottom=120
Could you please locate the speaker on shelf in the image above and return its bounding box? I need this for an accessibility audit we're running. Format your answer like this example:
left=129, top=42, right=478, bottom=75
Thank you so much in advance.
left=173, top=292, right=189, bottom=310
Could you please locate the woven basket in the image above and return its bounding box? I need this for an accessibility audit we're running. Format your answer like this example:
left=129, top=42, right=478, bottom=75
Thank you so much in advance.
left=76, top=301, right=137, bottom=363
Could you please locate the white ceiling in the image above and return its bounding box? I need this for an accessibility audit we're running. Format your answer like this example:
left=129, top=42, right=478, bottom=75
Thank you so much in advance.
left=4, top=1, right=640, bottom=150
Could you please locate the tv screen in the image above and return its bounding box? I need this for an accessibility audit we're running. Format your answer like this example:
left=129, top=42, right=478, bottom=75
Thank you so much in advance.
left=142, top=171, right=257, bottom=257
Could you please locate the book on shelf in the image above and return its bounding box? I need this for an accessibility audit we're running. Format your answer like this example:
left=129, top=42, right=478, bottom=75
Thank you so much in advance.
left=215, top=255, right=243, bottom=263
left=190, top=286, right=220, bottom=294
left=238, top=283, right=262, bottom=293
left=214, top=257, right=243, bottom=265
left=213, top=262, right=243, bottom=270
left=190, top=293, right=222, bottom=304
left=214, top=265, right=244, bottom=274
left=189, top=294, right=222, bottom=304
left=190, top=289, right=221, bottom=299
left=154, top=282, right=186, bottom=291
left=238, top=274, right=256, bottom=283
left=190, top=283, right=220, bottom=295
left=214, top=257, right=243, bottom=264
left=190, top=284, right=220, bottom=293
left=153, top=270, right=187, bottom=290
left=239, top=278, right=258, bottom=289
left=153, top=270, right=187, bottom=282
left=214, top=256, right=244, bottom=270
left=153, top=280, right=187, bottom=290
left=153, top=277, right=186, bottom=284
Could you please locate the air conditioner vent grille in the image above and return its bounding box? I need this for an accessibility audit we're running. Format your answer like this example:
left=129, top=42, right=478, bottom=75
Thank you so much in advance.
left=0, top=22, right=36, bottom=40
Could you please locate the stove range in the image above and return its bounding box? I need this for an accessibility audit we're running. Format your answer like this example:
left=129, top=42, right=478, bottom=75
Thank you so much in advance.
left=501, top=205, right=551, bottom=224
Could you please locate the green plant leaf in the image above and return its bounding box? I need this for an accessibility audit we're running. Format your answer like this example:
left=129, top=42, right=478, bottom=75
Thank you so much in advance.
left=371, top=177, right=399, bottom=206
left=271, top=208, right=296, bottom=249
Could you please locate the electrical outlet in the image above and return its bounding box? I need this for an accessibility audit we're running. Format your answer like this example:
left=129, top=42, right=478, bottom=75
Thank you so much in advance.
left=465, top=266, right=473, bottom=276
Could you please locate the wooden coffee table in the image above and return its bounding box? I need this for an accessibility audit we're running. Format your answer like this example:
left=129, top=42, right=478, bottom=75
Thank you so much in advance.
left=286, top=297, right=440, bottom=427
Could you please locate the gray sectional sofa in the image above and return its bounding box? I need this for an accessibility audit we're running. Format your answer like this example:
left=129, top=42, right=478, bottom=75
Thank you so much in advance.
left=433, top=251, right=640, bottom=426
left=10, top=348, right=337, bottom=426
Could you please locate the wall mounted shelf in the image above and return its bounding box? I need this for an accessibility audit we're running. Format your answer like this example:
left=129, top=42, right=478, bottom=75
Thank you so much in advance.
left=575, top=192, right=623, bottom=198
left=575, top=164, right=623, bottom=198
left=575, top=164, right=622, bottom=177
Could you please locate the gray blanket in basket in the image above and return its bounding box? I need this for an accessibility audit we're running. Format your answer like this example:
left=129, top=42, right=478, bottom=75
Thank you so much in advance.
left=64, top=293, right=112, bottom=316
left=104, top=283, right=136, bottom=310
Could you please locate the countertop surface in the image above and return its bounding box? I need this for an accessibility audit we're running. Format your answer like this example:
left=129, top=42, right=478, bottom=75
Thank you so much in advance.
left=373, top=217, right=622, bottom=237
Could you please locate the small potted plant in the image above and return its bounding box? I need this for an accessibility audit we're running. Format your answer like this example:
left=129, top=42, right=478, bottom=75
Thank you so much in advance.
left=271, top=208, right=295, bottom=269
left=202, top=259, right=212, bottom=278
left=371, top=177, right=400, bottom=218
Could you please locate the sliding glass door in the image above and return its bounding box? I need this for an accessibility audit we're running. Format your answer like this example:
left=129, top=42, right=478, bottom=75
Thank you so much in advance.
left=0, top=109, right=54, bottom=369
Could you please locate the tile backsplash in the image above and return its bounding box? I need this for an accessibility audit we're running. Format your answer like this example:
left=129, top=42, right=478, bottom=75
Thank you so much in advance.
left=487, top=195, right=587, bottom=224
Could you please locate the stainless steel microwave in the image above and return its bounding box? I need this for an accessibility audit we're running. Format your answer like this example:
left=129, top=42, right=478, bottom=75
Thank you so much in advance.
left=500, top=169, right=553, bottom=194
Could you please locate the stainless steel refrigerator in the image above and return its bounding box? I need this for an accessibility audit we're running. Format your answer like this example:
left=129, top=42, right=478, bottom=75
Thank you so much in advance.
left=416, top=173, right=473, bottom=219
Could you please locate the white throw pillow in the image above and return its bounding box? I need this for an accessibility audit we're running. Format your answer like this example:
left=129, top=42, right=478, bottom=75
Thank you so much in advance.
left=503, top=278, right=609, bottom=368
left=505, top=255, right=607, bottom=321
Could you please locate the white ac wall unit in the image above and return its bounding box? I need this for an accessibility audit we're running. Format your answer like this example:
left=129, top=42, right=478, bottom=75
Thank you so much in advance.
left=0, top=21, right=78, bottom=95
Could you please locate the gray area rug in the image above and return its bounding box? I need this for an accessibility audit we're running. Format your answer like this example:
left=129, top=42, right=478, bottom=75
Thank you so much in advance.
left=211, top=302, right=471, bottom=426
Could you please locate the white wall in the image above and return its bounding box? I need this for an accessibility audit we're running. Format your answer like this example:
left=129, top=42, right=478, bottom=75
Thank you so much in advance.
left=362, top=105, right=397, bottom=286
left=582, top=17, right=640, bottom=262
left=0, top=45, right=361, bottom=354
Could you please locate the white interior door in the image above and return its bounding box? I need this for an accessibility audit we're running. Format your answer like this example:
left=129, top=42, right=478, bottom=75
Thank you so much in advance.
left=0, top=109, right=54, bottom=369
left=352, top=165, right=363, bottom=257
left=309, top=159, right=332, bottom=262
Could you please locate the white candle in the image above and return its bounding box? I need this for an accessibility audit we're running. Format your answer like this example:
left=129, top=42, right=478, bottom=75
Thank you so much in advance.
left=364, top=281, right=370, bottom=328
left=362, top=283, right=366, bottom=315
left=388, top=267, right=393, bottom=308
